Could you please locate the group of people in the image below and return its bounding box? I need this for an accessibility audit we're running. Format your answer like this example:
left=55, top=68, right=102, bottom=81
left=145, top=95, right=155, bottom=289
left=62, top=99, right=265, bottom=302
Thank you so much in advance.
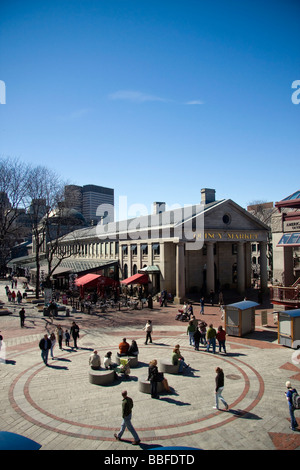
left=187, top=318, right=227, bottom=354
left=38, top=321, right=79, bottom=365
left=113, top=364, right=231, bottom=445
left=5, top=285, right=24, bottom=304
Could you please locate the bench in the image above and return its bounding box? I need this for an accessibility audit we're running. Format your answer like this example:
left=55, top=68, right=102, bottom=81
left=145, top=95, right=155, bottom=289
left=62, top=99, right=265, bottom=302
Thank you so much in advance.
left=115, top=355, right=139, bottom=367
left=89, top=368, right=115, bottom=385
left=159, top=359, right=180, bottom=374
left=138, top=378, right=164, bottom=394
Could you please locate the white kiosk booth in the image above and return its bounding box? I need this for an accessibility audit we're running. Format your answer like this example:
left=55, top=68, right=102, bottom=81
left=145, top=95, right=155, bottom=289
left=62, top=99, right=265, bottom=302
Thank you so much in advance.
left=225, top=300, right=259, bottom=337
left=278, top=309, right=300, bottom=348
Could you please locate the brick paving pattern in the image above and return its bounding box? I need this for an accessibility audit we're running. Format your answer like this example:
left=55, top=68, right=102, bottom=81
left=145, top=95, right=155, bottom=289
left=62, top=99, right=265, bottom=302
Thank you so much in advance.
left=0, top=281, right=299, bottom=450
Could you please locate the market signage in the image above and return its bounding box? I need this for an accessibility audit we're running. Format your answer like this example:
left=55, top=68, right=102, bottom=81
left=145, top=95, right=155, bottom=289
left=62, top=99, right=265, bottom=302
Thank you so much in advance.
left=284, top=220, right=300, bottom=232
left=194, top=231, right=260, bottom=241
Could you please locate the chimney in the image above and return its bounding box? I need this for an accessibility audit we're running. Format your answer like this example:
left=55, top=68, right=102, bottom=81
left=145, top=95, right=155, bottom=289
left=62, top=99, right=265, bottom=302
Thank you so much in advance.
left=153, top=202, right=166, bottom=214
left=201, top=188, right=216, bottom=205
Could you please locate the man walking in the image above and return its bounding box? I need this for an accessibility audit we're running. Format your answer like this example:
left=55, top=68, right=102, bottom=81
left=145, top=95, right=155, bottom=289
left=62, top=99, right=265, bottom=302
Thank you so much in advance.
left=19, top=307, right=25, bottom=328
left=206, top=324, right=217, bottom=353
left=70, top=321, right=80, bottom=349
left=39, top=334, right=51, bottom=366
left=143, top=320, right=152, bottom=345
left=285, top=381, right=299, bottom=431
left=114, top=390, right=140, bottom=445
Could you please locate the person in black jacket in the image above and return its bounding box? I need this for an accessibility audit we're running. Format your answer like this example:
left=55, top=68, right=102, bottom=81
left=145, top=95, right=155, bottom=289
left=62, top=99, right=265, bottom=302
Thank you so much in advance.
left=147, top=359, right=170, bottom=398
left=148, top=359, right=159, bottom=398
left=214, top=367, right=229, bottom=410
left=39, top=334, right=51, bottom=366
left=70, top=322, right=80, bottom=349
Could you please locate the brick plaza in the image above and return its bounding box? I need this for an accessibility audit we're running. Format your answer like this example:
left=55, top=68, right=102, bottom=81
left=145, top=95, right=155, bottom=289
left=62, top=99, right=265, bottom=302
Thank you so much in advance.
left=0, top=281, right=299, bottom=451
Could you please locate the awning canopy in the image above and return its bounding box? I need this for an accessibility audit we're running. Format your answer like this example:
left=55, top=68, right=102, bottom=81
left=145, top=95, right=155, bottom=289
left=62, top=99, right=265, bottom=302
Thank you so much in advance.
left=75, top=273, right=118, bottom=288
left=277, top=233, right=300, bottom=247
left=139, top=265, right=160, bottom=274
left=121, top=273, right=150, bottom=285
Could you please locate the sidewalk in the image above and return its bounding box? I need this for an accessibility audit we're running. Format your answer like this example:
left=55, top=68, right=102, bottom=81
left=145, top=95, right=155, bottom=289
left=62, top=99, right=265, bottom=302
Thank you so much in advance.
left=0, top=280, right=299, bottom=451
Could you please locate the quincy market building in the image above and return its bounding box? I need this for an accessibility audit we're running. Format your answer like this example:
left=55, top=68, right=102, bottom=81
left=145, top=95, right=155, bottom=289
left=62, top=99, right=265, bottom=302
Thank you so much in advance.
left=54, top=189, right=269, bottom=303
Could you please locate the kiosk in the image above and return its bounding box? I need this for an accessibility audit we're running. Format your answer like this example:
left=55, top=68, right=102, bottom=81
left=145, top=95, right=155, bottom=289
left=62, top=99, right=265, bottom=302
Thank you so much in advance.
left=225, top=300, right=259, bottom=337
left=277, top=309, right=300, bottom=348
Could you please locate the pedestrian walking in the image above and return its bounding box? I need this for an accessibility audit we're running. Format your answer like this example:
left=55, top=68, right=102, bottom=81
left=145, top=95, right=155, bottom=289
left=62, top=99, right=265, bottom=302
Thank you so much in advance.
left=187, top=320, right=196, bottom=346
left=56, top=325, right=63, bottom=349
left=209, top=289, right=215, bottom=306
left=39, top=334, right=51, bottom=366
left=143, top=320, right=153, bottom=345
left=17, top=290, right=22, bottom=304
left=216, top=325, right=227, bottom=354
left=214, top=367, right=229, bottom=410
left=70, top=321, right=80, bottom=349
left=114, top=390, right=140, bottom=445
left=50, top=332, right=56, bottom=359
left=193, top=327, right=201, bottom=350
left=285, top=381, right=299, bottom=431
left=206, top=324, right=217, bottom=353
left=200, top=297, right=205, bottom=314
left=19, top=307, right=25, bottom=328
left=64, top=329, right=70, bottom=347
left=199, top=321, right=207, bottom=346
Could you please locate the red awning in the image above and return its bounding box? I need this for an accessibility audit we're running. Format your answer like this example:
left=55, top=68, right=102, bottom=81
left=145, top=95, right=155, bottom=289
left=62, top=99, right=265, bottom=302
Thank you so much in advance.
left=121, top=273, right=150, bottom=285
left=75, top=274, right=100, bottom=287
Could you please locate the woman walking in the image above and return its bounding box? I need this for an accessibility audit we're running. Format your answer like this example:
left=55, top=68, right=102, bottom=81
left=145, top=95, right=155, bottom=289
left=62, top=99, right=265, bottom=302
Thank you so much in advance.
left=214, top=367, right=229, bottom=410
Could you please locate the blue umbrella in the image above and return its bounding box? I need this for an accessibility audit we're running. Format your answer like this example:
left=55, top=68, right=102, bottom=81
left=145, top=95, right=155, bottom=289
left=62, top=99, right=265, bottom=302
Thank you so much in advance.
left=0, top=432, right=41, bottom=450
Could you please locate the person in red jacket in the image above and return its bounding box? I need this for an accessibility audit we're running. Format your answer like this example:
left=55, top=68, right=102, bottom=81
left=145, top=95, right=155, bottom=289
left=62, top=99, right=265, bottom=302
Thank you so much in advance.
left=118, top=338, right=130, bottom=357
left=216, top=325, right=227, bottom=354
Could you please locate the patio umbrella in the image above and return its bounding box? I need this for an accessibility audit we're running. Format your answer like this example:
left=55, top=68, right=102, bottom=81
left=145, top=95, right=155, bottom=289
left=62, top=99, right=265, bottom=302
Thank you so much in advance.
left=0, top=431, right=41, bottom=450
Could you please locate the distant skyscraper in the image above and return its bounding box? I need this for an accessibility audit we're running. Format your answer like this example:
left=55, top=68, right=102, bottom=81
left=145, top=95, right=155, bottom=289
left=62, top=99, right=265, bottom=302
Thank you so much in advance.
left=64, top=184, right=114, bottom=225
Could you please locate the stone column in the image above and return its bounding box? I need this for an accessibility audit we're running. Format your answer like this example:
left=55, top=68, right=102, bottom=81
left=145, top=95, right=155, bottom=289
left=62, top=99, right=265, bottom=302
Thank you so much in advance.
left=259, top=241, right=268, bottom=292
left=206, top=242, right=215, bottom=294
left=175, top=242, right=185, bottom=303
left=128, top=244, right=132, bottom=277
left=245, top=242, right=252, bottom=288
left=237, top=241, right=246, bottom=294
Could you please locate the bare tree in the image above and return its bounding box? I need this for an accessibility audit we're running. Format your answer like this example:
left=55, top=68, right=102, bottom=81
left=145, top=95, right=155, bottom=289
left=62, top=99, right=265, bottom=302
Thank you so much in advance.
left=26, top=165, right=65, bottom=297
left=0, top=157, right=30, bottom=274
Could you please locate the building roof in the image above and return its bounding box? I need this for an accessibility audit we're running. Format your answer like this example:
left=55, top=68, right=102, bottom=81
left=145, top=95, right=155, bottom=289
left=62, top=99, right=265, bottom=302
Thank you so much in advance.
left=59, top=197, right=269, bottom=245
left=226, top=300, right=260, bottom=310
left=275, top=190, right=300, bottom=210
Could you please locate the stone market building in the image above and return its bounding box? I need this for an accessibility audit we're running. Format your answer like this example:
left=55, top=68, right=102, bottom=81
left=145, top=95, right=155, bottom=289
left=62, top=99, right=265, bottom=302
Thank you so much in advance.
left=55, top=189, right=269, bottom=302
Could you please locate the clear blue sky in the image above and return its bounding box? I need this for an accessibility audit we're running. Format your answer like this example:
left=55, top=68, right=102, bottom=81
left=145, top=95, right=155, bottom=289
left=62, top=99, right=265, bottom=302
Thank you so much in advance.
left=1, top=0, right=299, bottom=218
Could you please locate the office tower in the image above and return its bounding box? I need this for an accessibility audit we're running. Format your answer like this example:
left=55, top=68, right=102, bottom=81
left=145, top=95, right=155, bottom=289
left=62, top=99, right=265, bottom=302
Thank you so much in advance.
left=64, top=184, right=114, bottom=225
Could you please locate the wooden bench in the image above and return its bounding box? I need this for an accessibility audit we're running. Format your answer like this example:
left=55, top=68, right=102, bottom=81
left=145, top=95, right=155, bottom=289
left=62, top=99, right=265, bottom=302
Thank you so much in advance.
left=89, top=368, right=115, bottom=385
left=138, top=378, right=164, bottom=394
left=159, top=359, right=180, bottom=374
left=115, top=355, right=139, bottom=368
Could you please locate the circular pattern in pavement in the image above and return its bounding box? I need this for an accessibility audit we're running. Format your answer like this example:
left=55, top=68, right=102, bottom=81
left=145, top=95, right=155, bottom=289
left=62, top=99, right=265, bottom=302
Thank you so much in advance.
left=9, top=340, right=264, bottom=442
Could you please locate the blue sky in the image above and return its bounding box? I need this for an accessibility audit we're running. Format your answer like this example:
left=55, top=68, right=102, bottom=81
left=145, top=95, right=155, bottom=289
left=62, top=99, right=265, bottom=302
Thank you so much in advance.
left=1, top=0, right=299, bottom=218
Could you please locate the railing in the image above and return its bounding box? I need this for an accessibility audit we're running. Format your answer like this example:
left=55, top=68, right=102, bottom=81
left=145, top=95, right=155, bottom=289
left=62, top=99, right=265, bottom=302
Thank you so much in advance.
left=270, top=286, right=300, bottom=306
